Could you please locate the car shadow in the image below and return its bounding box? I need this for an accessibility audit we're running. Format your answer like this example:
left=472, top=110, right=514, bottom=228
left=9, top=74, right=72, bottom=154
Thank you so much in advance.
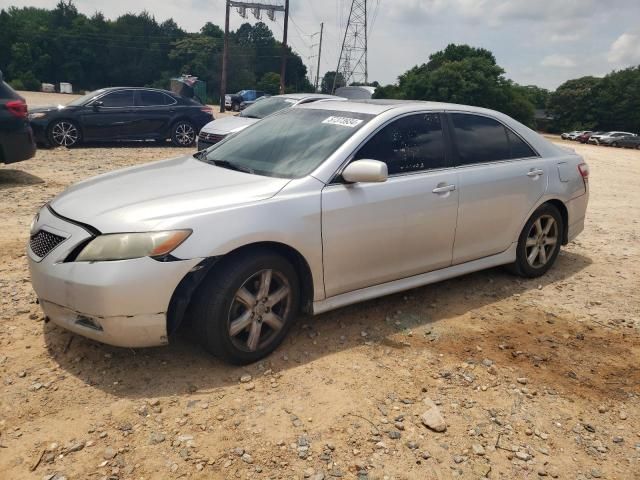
left=0, top=168, right=45, bottom=190
left=41, top=140, right=192, bottom=150
left=42, top=250, right=592, bottom=399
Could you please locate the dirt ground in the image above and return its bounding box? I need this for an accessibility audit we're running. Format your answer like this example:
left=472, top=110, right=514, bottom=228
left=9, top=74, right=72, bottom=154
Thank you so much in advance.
left=1, top=93, right=639, bottom=480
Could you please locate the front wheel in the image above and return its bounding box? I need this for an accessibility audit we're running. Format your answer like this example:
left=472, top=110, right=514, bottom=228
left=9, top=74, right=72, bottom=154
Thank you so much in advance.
left=232, top=102, right=241, bottom=112
left=48, top=120, right=81, bottom=147
left=509, top=204, right=563, bottom=278
left=192, top=250, right=300, bottom=364
left=612, top=142, right=619, bottom=148
left=170, top=121, right=196, bottom=147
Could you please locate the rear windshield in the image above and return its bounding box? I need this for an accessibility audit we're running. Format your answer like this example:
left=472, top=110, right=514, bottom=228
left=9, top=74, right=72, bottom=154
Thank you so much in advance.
left=0, top=81, right=20, bottom=100
left=240, top=96, right=297, bottom=119
left=201, top=108, right=373, bottom=178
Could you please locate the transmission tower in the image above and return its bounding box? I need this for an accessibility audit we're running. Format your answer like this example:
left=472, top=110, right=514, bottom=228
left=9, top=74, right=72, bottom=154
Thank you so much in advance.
left=333, top=0, right=368, bottom=92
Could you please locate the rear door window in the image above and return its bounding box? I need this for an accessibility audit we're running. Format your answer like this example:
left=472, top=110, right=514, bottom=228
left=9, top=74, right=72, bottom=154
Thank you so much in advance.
left=451, top=113, right=510, bottom=165
left=354, top=113, right=447, bottom=175
left=506, top=128, right=537, bottom=158
left=138, top=90, right=170, bottom=106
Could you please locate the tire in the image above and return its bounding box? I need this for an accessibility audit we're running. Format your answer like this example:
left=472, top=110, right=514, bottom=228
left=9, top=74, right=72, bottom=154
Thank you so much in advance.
left=232, top=102, right=241, bottom=112
left=48, top=120, right=81, bottom=147
left=612, top=142, right=619, bottom=148
left=636, top=144, right=640, bottom=150
left=170, top=120, right=196, bottom=147
left=509, top=203, right=563, bottom=278
left=192, top=250, right=300, bottom=364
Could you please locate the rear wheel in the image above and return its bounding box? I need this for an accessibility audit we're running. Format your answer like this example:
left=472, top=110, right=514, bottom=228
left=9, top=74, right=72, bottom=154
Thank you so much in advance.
left=612, top=142, right=619, bottom=147
left=170, top=121, right=196, bottom=147
left=232, top=102, right=241, bottom=112
left=192, top=250, right=300, bottom=364
left=509, top=204, right=563, bottom=278
left=48, top=120, right=81, bottom=147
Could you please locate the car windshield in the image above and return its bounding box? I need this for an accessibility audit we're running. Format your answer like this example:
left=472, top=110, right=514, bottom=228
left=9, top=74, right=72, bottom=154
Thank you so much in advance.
left=199, top=108, right=373, bottom=178
left=67, top=89, right=107, bottom=106
left=240, top=96, right=297, bottom=119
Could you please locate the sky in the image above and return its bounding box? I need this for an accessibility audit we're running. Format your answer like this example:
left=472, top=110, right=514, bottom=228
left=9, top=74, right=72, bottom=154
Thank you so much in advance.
left=2, top=0, right=640, bottom=90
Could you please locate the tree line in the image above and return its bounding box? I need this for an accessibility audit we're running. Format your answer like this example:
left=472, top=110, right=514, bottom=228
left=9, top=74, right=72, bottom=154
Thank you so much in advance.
left=2, top=1, right=638, bottom=133
left=0, top=1, right=312, bottom=102
left=353, top=43, right=640, bottom=133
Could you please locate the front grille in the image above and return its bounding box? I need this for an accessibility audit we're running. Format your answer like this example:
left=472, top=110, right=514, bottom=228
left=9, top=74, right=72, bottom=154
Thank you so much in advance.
left=30, top=230, right=65, bottom=258
left=199, top=131, right=226, bottom=144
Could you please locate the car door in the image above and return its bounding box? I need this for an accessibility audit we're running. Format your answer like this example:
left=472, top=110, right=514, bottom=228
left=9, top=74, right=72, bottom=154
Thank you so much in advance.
left=448, top=112, right=547, bottom=265
left=129, top=90, right=176, bottom=138
left=81, top=89, right=135, bottom=140
left=321, top=112, right=459, bottom=298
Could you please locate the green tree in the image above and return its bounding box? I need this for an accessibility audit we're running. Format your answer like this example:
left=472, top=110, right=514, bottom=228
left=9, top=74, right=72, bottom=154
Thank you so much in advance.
left=374, top=43, right=535, bottom=126
left=321, top=71, right=345, bottom=93
left=257, top=72, right=280, bottom=95
left=547, top=76, right=601, bottom=131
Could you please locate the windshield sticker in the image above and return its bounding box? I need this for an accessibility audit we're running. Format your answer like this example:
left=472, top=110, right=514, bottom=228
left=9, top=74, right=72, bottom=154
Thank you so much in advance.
left=322, top=116, right=364, bottom=128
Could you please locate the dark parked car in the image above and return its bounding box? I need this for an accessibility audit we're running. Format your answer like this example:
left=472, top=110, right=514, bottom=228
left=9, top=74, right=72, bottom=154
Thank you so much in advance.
left=224, top=90, right=267, bottom=112
left=0, top=70, right=36, bottom=164
left=29, top=87, right=214, bottom=148
left=612, top=135, right=640, bottom=149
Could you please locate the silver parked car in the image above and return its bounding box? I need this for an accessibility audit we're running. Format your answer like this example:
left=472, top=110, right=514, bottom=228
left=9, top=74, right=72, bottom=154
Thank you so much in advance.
left=28, top=100, right=590, bottom=364
left=197, top=93, right=343, bottom=150
left=588, top=131, right=636, bottom=145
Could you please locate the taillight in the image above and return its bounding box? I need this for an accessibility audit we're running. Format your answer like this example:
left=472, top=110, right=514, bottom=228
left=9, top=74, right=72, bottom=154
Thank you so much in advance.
left=201, top=107, right=214, bottom=117
left=6, top=100, right=28, bottom=119
left=578, top=163, right=589, bottom=181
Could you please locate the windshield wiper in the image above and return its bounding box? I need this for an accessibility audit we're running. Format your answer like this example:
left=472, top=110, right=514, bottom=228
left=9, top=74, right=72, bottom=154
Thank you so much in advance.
left=211, top=159, right=254, bottom=174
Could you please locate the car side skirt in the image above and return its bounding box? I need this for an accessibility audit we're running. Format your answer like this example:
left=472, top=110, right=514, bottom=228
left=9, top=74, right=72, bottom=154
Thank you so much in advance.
left=313, top=243, right=517, bottom=315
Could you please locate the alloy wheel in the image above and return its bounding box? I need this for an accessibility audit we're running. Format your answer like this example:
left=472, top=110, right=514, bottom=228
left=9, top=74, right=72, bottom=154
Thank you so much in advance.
left=51, top=121, right=79, bottom=147
left=525, top=215, right=558, bottom=268
left=227, top=269, right=292, bottom=352
left=175, top=123, right=195, bottom=146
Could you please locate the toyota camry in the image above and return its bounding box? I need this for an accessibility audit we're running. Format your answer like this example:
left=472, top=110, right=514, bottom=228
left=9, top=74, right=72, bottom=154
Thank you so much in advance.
left=28, top=100, right=589, bottom=364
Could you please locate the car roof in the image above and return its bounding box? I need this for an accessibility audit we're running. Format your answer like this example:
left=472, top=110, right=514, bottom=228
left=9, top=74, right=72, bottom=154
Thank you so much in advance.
left=298, top=99, right=512, bottom=117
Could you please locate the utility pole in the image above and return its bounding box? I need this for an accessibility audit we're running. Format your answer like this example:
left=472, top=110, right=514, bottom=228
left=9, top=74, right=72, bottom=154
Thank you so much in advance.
left=220, top=0, right=231, bottom=113
left=220, top=1, right=286, bottom=111
left=279, top=0, right=289, bottom=94
left=315, top=22, right=324, bottom=92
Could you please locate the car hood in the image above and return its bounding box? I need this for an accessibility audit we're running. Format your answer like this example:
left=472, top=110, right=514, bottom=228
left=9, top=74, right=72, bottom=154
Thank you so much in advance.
left=50, top=155, right=291, bottom=232
left=29, top=105, right=77, bottom=115
left=200, top=116, right=259, bottom=135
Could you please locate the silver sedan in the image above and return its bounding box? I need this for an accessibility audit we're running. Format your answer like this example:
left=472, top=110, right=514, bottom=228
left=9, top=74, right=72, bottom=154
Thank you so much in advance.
left=28, top=100, right=589, bottom=364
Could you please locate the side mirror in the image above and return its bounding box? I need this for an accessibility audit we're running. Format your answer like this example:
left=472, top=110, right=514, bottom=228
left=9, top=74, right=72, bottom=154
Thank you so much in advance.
left=342, top=159, right=388, bottom=183
left=92, top=100, right=104, bottom=109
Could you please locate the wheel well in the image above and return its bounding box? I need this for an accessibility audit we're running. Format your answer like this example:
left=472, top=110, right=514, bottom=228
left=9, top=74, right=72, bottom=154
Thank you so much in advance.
left=168, top=242, right=315, bottom=334
left=544, top=199, right=569, bottom=245
left=217, top=242, right=315, bottom=314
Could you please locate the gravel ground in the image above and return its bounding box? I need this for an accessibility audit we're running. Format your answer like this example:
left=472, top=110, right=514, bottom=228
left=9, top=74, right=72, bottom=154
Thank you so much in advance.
left=0, top=93, right=639, bottom=479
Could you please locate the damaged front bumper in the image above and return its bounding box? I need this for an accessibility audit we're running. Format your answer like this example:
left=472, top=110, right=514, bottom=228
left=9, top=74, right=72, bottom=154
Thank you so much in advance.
left=28, top=205, right=202, bottom=348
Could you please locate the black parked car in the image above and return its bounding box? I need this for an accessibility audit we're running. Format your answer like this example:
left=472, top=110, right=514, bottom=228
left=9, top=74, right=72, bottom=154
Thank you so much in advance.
left=29, top=87, right=214, bottom=148
left=0, top=70, right=36, bottom=164
left=614, top=135, right=640, bottom=149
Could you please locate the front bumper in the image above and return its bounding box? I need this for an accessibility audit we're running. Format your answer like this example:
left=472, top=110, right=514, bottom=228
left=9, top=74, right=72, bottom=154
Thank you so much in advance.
left=28, top=206, right=202, bottom=348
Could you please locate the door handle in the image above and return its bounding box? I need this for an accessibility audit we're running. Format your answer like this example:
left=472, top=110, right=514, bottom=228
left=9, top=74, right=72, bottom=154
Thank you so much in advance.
left=527, top=169, right=544, bottom=177
left=432, top=184, right=456, bottom=194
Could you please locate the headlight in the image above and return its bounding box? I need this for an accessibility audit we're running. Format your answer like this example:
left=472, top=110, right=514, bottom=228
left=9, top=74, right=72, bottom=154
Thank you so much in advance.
left=75, top=230, right=192, bottom=262
left=28, top=112, right=47, bottom=120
